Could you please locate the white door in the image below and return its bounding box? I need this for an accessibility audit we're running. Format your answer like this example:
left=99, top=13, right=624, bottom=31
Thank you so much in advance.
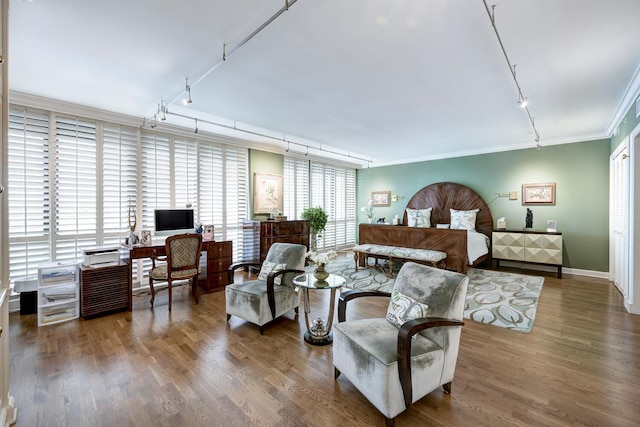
left=610, top=142, right=630, bottom=299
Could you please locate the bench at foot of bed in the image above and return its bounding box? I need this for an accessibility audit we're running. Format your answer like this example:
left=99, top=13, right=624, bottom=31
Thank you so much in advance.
left=353, top=244, right=447, bottom=276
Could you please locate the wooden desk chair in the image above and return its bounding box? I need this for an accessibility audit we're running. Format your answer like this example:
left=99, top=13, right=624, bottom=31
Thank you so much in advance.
left=149, top=233, right=202, bottom=311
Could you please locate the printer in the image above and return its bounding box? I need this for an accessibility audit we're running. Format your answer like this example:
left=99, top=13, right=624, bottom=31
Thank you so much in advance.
left=83, top=246, right=121, bottom=267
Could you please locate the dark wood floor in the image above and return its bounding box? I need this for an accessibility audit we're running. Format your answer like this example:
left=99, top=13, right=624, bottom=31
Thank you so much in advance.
left=9, top=264, right=640, bottom=426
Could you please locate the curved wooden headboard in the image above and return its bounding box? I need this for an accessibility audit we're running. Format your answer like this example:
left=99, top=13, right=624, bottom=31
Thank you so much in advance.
left=402, top=182, right=494, bottom=238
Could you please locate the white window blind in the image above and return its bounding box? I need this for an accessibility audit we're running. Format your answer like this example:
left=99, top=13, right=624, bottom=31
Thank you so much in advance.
left=140, top=131, right=171, bottom=230
left=309, top=161, right=356, bottom=251
left=174, top=137, right=198, bottom=212
left=283, top=157, right=309, bottom=219
left=198, top=141, right=249, bottom=260
left=102, top=123, right=139, bottom=245
left=54, top=115, right=98, bottom=261
left=7, top=107, right=51, bottom=281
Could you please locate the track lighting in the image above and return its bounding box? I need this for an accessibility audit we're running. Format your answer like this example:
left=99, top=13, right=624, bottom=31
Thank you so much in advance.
left=194, top=118, right=198, bottom=134
left=518, top=96, right=528, bottom=109
left=159, top=101, right=167, bottom=121
left=483, top=1, right=540, bottom=147
left=183, top=78, right=193, bottom=105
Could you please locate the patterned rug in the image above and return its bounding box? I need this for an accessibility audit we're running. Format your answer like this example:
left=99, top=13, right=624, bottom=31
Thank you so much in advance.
left=323, top=257, right=544, bottom=333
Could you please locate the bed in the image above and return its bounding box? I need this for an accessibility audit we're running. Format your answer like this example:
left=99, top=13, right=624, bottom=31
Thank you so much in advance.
left=357, top=182, right=493, bottom=274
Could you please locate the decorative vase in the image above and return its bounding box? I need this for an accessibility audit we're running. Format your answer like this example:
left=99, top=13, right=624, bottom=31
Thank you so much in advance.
left=368, top=217, right=373, bottom=224
left=313, top=264, right=330, bottom=281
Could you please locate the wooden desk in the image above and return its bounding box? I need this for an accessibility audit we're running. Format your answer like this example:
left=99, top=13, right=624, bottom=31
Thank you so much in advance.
left=125, top=239, right=233, bottom=310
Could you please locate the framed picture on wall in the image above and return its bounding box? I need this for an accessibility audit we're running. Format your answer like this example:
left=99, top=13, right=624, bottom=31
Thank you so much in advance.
left=254, top=173, right=283, bottom=214
left=522, top=183, right=556, bottom=205
left=371, top=191, right=391, bottom=207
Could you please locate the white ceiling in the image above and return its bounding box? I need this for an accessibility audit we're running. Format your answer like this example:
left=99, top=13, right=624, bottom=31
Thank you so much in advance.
left=9, top=0, right=640, bottom=167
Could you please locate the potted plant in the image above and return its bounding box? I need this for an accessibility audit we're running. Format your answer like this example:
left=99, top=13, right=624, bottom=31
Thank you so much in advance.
left=301, top=206, right=328, bottom=251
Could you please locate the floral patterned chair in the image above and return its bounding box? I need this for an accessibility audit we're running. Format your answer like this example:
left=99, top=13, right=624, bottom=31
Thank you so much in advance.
left=149, top=233, right=203, bottom=311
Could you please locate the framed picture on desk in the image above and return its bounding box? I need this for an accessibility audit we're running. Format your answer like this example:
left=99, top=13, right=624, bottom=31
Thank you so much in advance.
left=141, top=230, right=152, bottom=245
left=203, top=225, right=214, bottom=241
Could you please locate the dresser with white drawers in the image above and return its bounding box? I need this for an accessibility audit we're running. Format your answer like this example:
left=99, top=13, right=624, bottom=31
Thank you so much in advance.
left=492, top=229, right=563, bottom=278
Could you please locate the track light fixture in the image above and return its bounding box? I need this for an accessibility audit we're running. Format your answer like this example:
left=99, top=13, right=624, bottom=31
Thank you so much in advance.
left=183, top=78, right=193, bottom=105
left=518, top=96, right=528, bottom=109
left=483, top=1, right=541, bottom=147
left=159, top=101, right=167, bottom=121
left=194, top=118, right=199, bottom=134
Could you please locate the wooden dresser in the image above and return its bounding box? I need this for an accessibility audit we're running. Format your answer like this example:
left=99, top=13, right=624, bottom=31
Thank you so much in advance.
left=243, top=220, right=310, bottom=262
left=199, top=240, right=233, bottom=293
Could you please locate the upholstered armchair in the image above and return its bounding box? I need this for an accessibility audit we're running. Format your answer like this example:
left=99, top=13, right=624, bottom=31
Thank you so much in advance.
left=226, top=243, right=307, bottom=334
left=333, top=262, right=468, bottom=426
left=149, top=233, right=203, bottom=311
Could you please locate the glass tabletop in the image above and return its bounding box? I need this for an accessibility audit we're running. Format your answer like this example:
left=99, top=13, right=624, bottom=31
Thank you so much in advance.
left=293, top=273, right=346, bottom=290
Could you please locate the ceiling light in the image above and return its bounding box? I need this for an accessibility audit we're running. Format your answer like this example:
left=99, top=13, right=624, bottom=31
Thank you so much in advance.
left=183, top=78, right=193, bottom=105
left=159, top=101, right=167, bottom=121
left=518, top=96, right=528, bottom=109
left=194, top=118, right=198, bottom=134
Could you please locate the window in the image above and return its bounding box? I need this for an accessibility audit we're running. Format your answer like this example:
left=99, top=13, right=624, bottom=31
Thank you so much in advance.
left=283, top=157, right=309, bottom=219
left=7, top=104, right=250, bottom=286
left=54, top=115, right=98, bottom=260
left=284, top=156, right=356, bottom=251
left=7, top=107, right=51, bottom=280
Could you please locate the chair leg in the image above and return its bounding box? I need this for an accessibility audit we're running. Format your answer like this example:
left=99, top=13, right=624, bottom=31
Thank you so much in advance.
left=443, top=382, right=452, bottom=394
left=259, top=325, right=265, bottom=335
left=192, top=277, right=199, bottom=304
left=385, top=417, right=396, bottom=427
left=168, top=280, right=172, bottom=312
left=149, top=277, right=155, bottom=307
left=226, top=314, right=231, bottom=322
left=334, top=367, right=341, bottom=379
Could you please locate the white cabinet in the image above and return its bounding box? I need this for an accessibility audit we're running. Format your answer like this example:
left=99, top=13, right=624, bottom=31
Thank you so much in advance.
left=37, top=261, right=80, bottom=326
left=492, top=230, right=563, bottom=278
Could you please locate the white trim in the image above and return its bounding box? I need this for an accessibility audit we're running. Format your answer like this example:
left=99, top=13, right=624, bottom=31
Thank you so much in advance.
left=497, top=260, right=609, bottom=280
left=372, top=133, right=609, bottom=168
left=605, top=63, right=640, bottom=136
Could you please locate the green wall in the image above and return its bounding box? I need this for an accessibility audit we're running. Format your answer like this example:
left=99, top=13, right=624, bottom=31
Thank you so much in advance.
left=248, top=150, right=284, bottom=219
left=357, top=139, right=611, bottom=272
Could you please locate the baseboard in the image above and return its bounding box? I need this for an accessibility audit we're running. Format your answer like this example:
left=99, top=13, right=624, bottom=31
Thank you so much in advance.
left=9, top=292, right=20, bottom=313
left=496, top=260, right=609, bottom=280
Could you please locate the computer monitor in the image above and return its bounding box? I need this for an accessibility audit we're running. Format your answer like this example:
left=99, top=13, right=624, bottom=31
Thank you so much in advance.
left=154, top=209, right=194, bottom=235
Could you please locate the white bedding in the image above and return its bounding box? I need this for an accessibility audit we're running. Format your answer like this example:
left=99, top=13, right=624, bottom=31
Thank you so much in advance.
left=468, top=230, right=490, bottom=265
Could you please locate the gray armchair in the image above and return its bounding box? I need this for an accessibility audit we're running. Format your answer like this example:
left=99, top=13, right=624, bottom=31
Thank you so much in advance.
left=226, top=243, right=307, bottom=334
left=333, top=262, right=468, bottom=426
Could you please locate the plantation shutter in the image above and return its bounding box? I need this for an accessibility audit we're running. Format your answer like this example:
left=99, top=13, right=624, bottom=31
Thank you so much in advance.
left=54, top=115, right=97, bottom=261
left=309, top=161, right=356, bottom=251
left=283, top=157, right=309, bottom=219
left=102, top=123, right=139, bottom=246
left=140, top=131, right=171, bottom=230
left=7, top=107, right=51, bottom=281
left=174, top=136, right=198, bottom=213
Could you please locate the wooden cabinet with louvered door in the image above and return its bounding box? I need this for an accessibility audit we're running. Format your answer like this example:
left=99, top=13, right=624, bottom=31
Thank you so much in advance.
left=80, top=263, right=130, bottom=318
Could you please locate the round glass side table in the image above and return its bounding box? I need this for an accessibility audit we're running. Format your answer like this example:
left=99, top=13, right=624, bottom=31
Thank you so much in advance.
left=293, top=273, right=346, bottom=345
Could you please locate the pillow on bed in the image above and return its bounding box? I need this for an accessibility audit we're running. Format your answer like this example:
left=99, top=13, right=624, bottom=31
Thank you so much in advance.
left=450, top=208, right=480, bottom=231
left=406, top=207, right=432, bottom=227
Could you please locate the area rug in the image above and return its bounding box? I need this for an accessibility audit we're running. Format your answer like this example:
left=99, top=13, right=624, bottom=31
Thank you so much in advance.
left=322, top=258, right=544, bottom=333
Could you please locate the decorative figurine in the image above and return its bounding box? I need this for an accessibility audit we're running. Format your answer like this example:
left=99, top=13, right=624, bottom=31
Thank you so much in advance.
left=525, top=208, right=533, bottom=229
